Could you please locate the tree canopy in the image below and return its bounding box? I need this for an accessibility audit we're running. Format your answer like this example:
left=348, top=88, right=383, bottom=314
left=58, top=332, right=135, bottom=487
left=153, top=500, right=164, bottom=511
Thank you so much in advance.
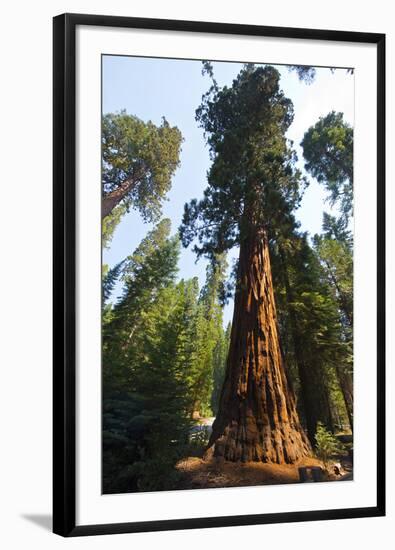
left=180, top=65, right=304, bottom=260
left=102, top=112, right=183, bottom=221
left=301, top=111, right=353, bottom=221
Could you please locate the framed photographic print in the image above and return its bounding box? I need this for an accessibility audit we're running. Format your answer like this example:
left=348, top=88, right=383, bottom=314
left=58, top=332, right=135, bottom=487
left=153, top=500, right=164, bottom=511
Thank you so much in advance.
left=53, top=13, right=385, bottom=537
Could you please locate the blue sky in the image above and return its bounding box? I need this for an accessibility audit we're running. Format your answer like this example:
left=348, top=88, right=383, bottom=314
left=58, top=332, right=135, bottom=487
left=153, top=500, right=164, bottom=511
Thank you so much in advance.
left=102, top=55, right=354, bottom=325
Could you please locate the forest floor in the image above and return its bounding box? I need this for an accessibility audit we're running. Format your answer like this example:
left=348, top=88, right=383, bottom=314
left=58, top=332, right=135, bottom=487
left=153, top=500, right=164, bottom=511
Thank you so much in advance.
left=176, top=455, right=352, bottom=489
left=177, top=418, right=353, bottom=490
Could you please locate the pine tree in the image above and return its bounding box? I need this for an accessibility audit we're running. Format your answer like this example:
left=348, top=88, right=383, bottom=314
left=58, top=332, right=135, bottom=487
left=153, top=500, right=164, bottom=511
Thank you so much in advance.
left=102, top=259, right=125, bottom=304
left=103, top=219, right=180, bottom=391
left=211, top=322, right=231, bottom=415
left=313, top=215, right=353, bottom=430
left=193, top=257, right=227, bottom=416
left=102, top=221, right=195, bottom=492
left=103, top=282, right=192, bottom=493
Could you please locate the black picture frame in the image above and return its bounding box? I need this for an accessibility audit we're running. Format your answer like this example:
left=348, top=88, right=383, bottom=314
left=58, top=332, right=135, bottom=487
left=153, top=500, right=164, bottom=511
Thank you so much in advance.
left=53, top=12, right=386, bottom=537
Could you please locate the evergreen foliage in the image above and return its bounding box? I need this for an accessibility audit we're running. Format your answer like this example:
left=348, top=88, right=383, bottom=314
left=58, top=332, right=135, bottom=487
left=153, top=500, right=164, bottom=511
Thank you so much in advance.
left=102, top=203, right=128, bottom=249
left=301, top=111, right=353, bottom=222
left=271, top=228, right=350, bottom=441
left=102, top=111, right=183, bottom=222
left=314, top=422, right=345, bottom=468
left=211, top=322, right=231, bottom=415
left=102, top=259, right=125, bottom=304
left=102, top=221, right=227, bottom=492
left=180, top=64, right=304, bottom=260
left=101, top=64, right=354, bottom=491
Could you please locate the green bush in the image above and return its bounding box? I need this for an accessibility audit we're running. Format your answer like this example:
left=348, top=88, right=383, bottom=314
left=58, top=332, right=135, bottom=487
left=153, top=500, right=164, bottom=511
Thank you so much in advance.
left=314, top=422, right=345, bottom=468
left=102, top=391, right=191, bottom=494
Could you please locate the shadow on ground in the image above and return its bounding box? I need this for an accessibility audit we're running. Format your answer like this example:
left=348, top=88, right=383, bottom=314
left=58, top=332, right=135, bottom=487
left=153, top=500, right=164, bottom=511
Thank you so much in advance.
left=21, top=514, right=52, bottom=532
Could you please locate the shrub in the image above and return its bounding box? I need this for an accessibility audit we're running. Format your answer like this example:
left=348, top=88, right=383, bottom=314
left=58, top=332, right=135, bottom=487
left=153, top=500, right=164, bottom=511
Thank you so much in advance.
left=314, top=422, right=345, bottom=468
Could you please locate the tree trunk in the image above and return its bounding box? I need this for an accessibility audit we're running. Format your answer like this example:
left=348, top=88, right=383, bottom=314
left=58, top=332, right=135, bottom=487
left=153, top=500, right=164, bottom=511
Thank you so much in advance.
left=207, top=229, right=311, bottom=463
left=297, top=358, right=334, bottom=442
left=323, top=259, right=353, bottom=327
left=336, top=367, right=353, bottom=431
left=320, top=263, right=353, bottom=432
left=102, top=178, right=134, bottom=219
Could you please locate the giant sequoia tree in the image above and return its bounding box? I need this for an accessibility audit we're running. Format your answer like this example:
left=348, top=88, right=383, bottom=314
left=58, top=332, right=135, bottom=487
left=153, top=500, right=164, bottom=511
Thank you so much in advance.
left=102, top=112, right=182, bottom=220
left=180, top=65, right=311, bottom=463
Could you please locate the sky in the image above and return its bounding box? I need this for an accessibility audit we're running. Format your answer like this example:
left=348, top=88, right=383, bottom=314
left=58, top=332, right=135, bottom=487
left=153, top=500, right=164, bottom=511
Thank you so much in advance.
left=102, top=55, right=354, bottom=325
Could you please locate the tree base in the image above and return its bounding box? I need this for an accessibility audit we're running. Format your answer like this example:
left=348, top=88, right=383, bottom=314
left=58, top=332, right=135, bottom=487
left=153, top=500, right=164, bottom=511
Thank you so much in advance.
left=207, top=229, right=311, bottom=465
left=206, top=415, right=311, bottom=464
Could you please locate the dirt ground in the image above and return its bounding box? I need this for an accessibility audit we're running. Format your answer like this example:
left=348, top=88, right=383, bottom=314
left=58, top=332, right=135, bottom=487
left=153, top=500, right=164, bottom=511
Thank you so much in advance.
left=176, top=455, right=351, bottom=490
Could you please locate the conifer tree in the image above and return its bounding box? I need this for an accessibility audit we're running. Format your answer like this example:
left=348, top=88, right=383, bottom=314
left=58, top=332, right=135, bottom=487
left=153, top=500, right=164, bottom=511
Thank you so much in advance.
left=272, top=233, right=333, bottom=440
left=102, top=259, right=125, bottom=304
left=103, top=219, right=180, bottom=389
left=301, top=111, right=353, bottom=222
left=181, top=65, right=311, bottom=463
left=102, top=221, right=194, bottom=492
left=211, top=322, right=231, bottom=415
left=102, top=112, right=183, bottom=220
left=313, top=215, right=353, bottom=430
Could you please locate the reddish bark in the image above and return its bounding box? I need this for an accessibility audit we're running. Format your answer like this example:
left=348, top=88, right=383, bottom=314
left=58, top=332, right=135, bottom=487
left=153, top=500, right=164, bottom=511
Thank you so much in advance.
left=207, top=228, right=311, bottom=463
left=102, top=178, right=135, bottom=219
